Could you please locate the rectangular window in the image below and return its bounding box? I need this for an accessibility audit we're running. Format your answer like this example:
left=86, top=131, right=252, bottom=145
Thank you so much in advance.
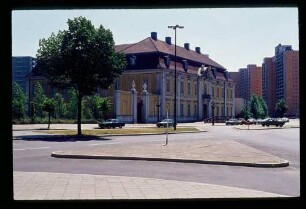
left=180, top=104, right=184, bottom=116
left=180, top=80, right=184, bottom=95
left=194, top=83, right=197, bottom=95
left=188, top=104, right=191, bottom=116
left=204, top=84, right=207, bottom=95
left=115, top=80, right=119, bottom=90
left=194, top=104, right=197, bottom=116
left=188, top=81, right=191, bottom=95
left=166, top=79, right=170, bottom=93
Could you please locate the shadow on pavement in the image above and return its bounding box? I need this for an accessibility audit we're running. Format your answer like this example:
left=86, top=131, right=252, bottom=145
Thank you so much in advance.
left=13, top=135, right=112, bottom=142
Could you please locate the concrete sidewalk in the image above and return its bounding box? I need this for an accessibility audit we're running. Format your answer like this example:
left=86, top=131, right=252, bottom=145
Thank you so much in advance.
left=14, top=171, right=288, bottom=200
left=51, top=140, right=289, bottom=168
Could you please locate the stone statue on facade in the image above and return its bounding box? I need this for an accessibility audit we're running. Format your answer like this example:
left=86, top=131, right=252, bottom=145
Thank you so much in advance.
left=142, top=82, right=147, bottom=93
left=131, top=80, right=136, bottom=93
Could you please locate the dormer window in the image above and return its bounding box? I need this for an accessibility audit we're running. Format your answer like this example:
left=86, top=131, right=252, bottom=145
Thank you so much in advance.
left=182, top=60, right=188, bottom=72
left=211, top=67, right=216, bottom=77
left=164, top=56, right=170, bottom=68
left=224, top=71, right=229, bottom=80
left=129, top=55, right=137, bottom=66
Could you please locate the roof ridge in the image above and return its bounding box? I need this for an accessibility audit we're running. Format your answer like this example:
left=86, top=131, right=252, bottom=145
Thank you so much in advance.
left=149, top=37, right=160, bottom=52
left=117, top=41, right=139, bottom=53
left=119, top=37, right=159, bottom=53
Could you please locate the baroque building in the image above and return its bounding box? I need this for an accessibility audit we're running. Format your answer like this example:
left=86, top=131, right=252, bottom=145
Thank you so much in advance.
left=101, top=32, right=235, bottom=123
left=25, top=32, right=236, bottom=123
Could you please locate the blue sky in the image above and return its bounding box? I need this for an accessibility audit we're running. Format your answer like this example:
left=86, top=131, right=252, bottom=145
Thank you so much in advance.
left=12, top=8, right=299, bottom=72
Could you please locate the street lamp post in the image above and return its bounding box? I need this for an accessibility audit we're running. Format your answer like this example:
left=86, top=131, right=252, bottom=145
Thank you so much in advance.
left=156, top=102, right=161, bottom=122
left=168, top=25, right=184, bottom=130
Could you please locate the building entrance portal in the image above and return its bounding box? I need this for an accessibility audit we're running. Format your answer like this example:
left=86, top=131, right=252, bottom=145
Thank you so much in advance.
left=203, top=104, right=208, bottom=119
left=137, top=100, right=143, bottom=123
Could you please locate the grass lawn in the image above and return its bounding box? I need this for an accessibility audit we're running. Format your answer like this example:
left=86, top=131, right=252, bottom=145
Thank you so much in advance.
left=34, top=127, right=200, bottom=136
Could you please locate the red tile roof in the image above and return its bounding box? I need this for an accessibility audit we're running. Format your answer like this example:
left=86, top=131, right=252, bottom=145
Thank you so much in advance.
left=115, top=37, right=226, bottom=70
left=115, top=44, right=133, bottom=52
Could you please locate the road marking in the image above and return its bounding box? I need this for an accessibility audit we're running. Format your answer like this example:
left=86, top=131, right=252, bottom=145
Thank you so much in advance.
left=13, top=147, right=50, bottom=151
left=13, top=154, right=50, bottom=159
left=88, top=142, right=120, bottom=146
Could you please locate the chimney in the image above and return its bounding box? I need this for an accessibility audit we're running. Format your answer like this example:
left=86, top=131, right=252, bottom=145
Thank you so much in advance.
left=151, top=32, right=157, bottom=40
left=165, top=37, right=171, bottom=45
left=195, top=47, right=201, bottom=54
left=184, top=43, right=190, bottom=50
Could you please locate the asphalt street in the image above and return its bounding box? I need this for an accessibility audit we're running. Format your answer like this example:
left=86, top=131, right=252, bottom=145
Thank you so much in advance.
left=13, top=124, right=300, bottom=196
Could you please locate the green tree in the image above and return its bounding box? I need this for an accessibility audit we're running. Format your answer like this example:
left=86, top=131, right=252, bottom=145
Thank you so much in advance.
left=241, top=102, right=253, bottom=119
left=66, top=88, right=79, bottom=119
left=258, top=96, right=268, bottom=118
left=275, top=99, right=288, bottom=117
left=54, top=92, right=67, bottom=119
left=84, top=95, right=111, bottom=120
left=83, top=96, right=94, bottom=120
left=42, top=98, right=56, bottom=129
left=97, top=97, right=112, bottom=120
left=249, top=94, right=267, bottom=119
left=33, top=82, right=47, bottom=119
left=12, top=82, right=27, bottom=120
left=35, top=16, right=127, bottom=135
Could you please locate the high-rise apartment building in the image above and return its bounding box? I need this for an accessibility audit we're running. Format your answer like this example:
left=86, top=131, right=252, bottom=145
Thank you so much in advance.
left=262, top=57, right=277, bottom=115
left=238, top=68, right=248, bottom=100
left=12, top=56, right=35, bottom=95
left=235, top=65, right=262, bottom=101
left=283, top=50, right=299, bottom=116
left=248, top=64, right=262, bottom=97
left=262, top=44, right=299, bottom=116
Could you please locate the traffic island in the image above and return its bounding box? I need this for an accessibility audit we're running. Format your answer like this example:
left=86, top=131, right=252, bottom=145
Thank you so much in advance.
left=51, top=140, right=289, bottom=168
left=235, top=124, right=299, bottom=130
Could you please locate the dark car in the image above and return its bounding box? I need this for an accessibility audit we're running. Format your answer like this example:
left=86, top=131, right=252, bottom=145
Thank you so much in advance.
left=225, top=118, right=242, bottom=125
left=156, top=119, right=175, bottom=128
left=260, top=118, right=286, bottom=127
left=98, top=119, right=125, bottom=129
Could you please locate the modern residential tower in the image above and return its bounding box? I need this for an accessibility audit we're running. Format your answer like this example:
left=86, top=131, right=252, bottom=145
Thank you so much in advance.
left=262, top=44, right=299, bottom=116
left=12, top=56, right=35, bottom=95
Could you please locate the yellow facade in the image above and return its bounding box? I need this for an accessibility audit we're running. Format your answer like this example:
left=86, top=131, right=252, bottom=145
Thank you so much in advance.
left=119, top=91, right=132, bottom=115
left=103, top=67, right=235, bottom=123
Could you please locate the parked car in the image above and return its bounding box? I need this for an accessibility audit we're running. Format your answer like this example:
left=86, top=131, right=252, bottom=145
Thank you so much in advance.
left=260, top=118, right=286, bottom=127
left=246, top=118, right=257, bottom=125
left=98, top=119, right=125, bottom=129
left=156, top=119, right=175, bottom=128
left=238, top=118, right=246, bottom=124
left=225, top=118, right=242, bottom=125
left=280, top=117, right=289, bottom=122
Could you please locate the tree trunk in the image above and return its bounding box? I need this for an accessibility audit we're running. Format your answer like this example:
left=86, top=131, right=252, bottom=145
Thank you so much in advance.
left=77, top=95, right=83, bottom=135
left=48, top=112, right=50, bottom=129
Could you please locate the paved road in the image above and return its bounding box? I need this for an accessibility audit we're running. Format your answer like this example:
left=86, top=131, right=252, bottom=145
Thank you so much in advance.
left=13, top=123, right=300, bottom=196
